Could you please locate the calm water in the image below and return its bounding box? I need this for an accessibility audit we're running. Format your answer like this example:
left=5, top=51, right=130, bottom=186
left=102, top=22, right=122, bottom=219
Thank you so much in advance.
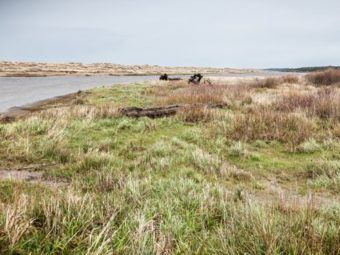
left=0, top=71, right=290, bottom=112
left=0, top=75, right=160, bottom=112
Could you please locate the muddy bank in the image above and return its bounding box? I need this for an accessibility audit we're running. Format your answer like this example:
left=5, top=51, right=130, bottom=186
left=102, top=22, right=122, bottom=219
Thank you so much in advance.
left=0, top=75, right=165, bottom=112
left=0, top=91, right=86, bottom=123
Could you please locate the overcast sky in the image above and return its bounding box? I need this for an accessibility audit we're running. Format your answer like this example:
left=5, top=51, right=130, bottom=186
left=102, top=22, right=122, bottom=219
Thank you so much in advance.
left=0, top=0, right=339, bottom=68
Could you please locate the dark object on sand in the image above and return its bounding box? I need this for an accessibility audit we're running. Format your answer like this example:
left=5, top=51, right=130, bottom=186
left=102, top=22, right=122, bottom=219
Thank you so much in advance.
left=160, top=73, right=182, bottom=81
left=188, top=73, right=203, bottom=84
left=119, top=102, right=228, bottom=118
left=159, top=73, right=168, bottom=80
left=168, top=77, right=182, bottom=81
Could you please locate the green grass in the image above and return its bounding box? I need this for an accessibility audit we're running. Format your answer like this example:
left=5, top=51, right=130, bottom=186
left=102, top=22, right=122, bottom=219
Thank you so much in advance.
left=89, top=84, right=154, bottom=107
left=0, top=81, right=339, bottom=254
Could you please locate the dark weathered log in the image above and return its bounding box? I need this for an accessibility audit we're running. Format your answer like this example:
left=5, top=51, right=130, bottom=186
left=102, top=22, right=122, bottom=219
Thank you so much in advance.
left=159, top=73, right=182, bottom=81
left=119, top=102, right=228, bottom=118
left=188, top=73, right=203, bottom=84
left=168, top=77, right=182, bottom=81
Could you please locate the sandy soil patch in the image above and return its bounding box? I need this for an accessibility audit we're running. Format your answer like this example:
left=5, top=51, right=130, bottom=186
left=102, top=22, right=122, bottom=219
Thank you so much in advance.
left=0, top=168, right=66, bottom=187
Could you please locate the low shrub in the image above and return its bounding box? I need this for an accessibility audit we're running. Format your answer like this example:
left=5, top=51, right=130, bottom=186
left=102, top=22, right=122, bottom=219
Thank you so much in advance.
left=252, top=77, right=280, bottom=89
left=306, top=68, right=340, bottom=86
left=281, top=75, right=299, bottom=84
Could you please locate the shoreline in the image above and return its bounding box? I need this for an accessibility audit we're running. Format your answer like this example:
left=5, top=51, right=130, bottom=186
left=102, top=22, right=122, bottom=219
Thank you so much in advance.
left=0, top=72, right=301, bottom=121
left=0, top=91, right=86, bottom=122
left=0, top=60, right=259, bottom=77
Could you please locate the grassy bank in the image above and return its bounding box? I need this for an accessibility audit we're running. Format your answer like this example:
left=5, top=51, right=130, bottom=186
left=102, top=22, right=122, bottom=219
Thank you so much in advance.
left=0, top=71, right=339, bottom=254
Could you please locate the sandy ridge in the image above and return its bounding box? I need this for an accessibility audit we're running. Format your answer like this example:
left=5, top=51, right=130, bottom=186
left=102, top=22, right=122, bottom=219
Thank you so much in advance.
left=0, top=61, right=256, bottom=77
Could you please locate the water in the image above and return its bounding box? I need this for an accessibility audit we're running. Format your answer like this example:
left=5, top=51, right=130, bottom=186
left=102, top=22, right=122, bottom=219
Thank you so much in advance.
left=0, top=71, right=291, bottom=113
left=0, top=75, right=160, bottom=112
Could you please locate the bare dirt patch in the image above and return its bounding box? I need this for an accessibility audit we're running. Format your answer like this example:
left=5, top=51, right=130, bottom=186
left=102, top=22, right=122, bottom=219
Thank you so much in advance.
left=0, top=167, right=67, bottom=187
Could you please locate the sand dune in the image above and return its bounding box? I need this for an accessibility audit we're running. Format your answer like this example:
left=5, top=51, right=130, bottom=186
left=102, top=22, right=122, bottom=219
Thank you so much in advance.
left=0, top=61, right=257, bottom=77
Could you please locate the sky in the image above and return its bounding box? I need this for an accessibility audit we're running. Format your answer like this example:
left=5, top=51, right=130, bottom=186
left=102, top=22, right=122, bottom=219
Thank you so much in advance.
left=0, top=0, right=339, bottom=68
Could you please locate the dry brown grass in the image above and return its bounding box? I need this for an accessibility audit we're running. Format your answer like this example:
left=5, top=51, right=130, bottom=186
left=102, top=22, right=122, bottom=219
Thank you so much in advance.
left=177, top=106, right=215, bottom=123
left=306, top=68, right=340, bottom=86
left=333, top=123, right=340, bottom=138
left=275, top=88, right=340, bottom=120
left=143, top=81, right=189, bottom=97
left=223, top=84, right=252, bottom=101
left=275, top=93, right=315, bottom=111
left=243, top=75, right=299, bottom=89
left=253, top=77, right=280, bottom=89
left=227, top=106, right=314, bottom=151
left=280, top=75, right=300, bottom=84
left=39, top=104, right=119, bottom=120
left=3, top=195, right=34, bottom=247
left=158, top=85, right=226, bottom=106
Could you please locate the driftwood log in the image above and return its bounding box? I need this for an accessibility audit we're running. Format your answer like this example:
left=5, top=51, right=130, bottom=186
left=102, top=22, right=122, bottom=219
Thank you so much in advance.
left=188, top=73, right=203, bottom=84
left=159, top=73, right=182, bottom=81
left=119, top=102, right=228, bottom=118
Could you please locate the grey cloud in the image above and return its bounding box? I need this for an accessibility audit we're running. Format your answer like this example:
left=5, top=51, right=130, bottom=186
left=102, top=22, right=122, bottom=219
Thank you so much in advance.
left=0, top=0, right=339, bottom=68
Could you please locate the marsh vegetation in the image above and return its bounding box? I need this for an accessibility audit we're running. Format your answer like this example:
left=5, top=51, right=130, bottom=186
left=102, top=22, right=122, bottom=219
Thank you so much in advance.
left=0, top=69, right=339, bottom=254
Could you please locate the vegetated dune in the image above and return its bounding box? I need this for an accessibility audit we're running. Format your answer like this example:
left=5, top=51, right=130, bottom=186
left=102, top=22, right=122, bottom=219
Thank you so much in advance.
left=0, top=71, right=339, bottom=254
left=0, top=61, right=257, bottom=77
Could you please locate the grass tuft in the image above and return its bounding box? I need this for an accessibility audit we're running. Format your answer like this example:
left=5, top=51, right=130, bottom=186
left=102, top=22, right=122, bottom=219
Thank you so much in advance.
left=227, top=106, right=314, bottom=151
left=298, top=138, right=322, bottom=153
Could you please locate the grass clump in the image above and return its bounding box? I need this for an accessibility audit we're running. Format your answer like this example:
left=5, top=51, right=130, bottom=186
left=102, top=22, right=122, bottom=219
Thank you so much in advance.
left=252, top=77, right=280, bottom=88
left=228, top=141, right=247, bottom=157
left=333, top=123, right=340, bottom=138
left=158, top=85, right=225, bottom=105
left=227, top=106, right=314, bottom=151
left=245, top=75, right=299, bottom=89
left=177, top=106, right=215, bottom=123
left=306, top=160, right=340, bottom=179
left=307, top=160, right=340, bottom=192
left=298, top=138, right=322, bottom=153
left=275, top=88, right=340, bottom=120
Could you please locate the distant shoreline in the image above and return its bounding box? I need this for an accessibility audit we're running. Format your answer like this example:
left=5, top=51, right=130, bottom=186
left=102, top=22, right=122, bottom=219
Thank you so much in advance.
left=0, top=61, right=258, bottom=77
left=266, top=66, right=340, bottom=73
